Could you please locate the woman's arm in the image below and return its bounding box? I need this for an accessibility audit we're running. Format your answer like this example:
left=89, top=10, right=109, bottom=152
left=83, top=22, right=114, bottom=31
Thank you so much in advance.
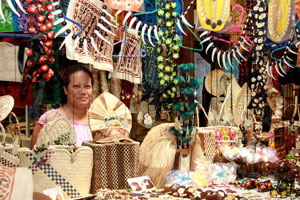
left=30, top=123, right=43, bottom=149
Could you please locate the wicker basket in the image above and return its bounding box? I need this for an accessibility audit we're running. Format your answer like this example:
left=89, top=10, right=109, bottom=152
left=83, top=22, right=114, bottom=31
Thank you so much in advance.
left=0, top=122, right=20, bottom=167
left=82, top=140, right=139, bottom=193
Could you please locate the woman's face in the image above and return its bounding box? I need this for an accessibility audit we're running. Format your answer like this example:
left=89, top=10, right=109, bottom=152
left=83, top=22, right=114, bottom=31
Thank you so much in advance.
left=64, top=71, right=93, bottom=108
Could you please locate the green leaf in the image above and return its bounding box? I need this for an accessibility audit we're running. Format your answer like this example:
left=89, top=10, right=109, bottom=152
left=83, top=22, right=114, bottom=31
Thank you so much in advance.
left=177, top=75, right=185, bottom=84
left=181, top=112, right=189, bottom=121
left=185, top=87, right=194, bottom=95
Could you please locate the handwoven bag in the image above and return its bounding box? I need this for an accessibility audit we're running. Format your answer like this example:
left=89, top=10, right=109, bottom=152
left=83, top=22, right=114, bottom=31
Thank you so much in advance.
left=0, top=118, right=20, bottom=167
left=82, top=139, right=139, bottom=193
left=35, top=117, right=77, bottom=149
left=0, top=166, right=33, bottom=200
left=18, top=145, right=93, bottom=199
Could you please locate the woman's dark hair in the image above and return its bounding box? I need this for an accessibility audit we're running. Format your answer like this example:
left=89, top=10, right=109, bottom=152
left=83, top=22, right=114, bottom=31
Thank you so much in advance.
left=60, top=64, right=94, bottom=88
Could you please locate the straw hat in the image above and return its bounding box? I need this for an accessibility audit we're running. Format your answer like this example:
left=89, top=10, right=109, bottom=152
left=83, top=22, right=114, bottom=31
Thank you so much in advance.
left=205, top=69, right=225, bottom=97
left=0, top=95, right=14, bottom=122
left=89, top=91, right=132, bottom=143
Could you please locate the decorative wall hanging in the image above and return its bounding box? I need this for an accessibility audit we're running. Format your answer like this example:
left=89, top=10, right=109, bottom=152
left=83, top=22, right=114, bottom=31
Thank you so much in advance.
left=204, top=69, right=224, bottom=97
left=65, top=0, right=116, bottom=71
left=196, top=0, right=231, bottom=31
left=267, top=0, right=295, bottom=43
left=111, top=29, right=143, bottom=84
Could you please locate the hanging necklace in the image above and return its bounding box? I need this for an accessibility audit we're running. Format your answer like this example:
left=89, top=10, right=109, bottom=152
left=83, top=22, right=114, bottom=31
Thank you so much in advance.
left=268, top=0, right=293, bottom=42
left=197, top=0, right=231, bottom=31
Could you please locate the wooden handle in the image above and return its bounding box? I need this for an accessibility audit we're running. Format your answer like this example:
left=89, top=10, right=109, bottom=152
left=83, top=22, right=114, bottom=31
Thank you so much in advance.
left=8, top=112, right=22, bottom=146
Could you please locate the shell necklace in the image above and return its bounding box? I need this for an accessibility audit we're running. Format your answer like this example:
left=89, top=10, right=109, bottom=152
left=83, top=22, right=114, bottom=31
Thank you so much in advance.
left=197, top=0, right=231, bottom=31
left=268, top=0, right=292, bottom=42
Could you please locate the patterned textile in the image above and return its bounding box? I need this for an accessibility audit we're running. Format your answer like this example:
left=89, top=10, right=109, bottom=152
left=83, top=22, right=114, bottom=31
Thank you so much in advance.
left=0, top=148, right=20, bottom=167
left=194, top=53, right=210, bottom=105
left=111, top=29, right=142, bottom=84
left=0, top=167, right=16, bottom=199
left=136, top=0, right=157, bottom=25
left=0, top=0, right=15, bottom=32
left=82, top=140, right=140, bottom=193
left=17, top=0, right=29, bottom=31
left=66, top=0, right=116, bottom=71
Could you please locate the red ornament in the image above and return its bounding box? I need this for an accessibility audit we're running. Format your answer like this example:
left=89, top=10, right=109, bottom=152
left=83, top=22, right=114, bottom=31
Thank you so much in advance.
left=47, top=68, right=54, bottom=76
left=26, top=48, right=33, bottom=57
left=39, top=24, right=47, bottom=32
left=27, top=16, right=35, bottom=25
left=37, top=3, right=45, bottom=13
left=46, top=48, right=54, bottom=56
left=28, top=26, right=36, bottom=34
left=37, top=14, right=46, bottom=23
left=32, top=77, right=38, bottom=82
left=45, top=40, right=53, bottom=47
left=27, top=4, right=37, bottom=14
left=40, top=34, right=48, bottom=42
left=49, top=56, right=55, bottom=64
left=46, top=4, right=54, bottom=11
left=46, top=22, right=53, bottom=29
left=43, top=73, right=52, bottom=81
left=47, top=13, right=54, bottom=21
left=32, top=70, right=40, bottom=77
left=47, top=31, right=54, bottom=39
left=40, top=64, right=49, bottom=72
left=38, top=0, right=45, bottom=3
left=26, top=0, right=35, bottom=4
left=26, top=59, right=35, bottom=67
left=39, top=55, right=46, bottom=63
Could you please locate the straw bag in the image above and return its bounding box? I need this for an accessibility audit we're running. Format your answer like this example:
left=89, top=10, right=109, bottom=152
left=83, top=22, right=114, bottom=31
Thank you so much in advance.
left=82, top=139, right=139, bottom=193
left=18, top=145, right=93, bottom=199
left=35, top=117, right=77, bottom=149
left=0, top=166, right=33, bottom=200
left=0, top=122, right=20, bottom=167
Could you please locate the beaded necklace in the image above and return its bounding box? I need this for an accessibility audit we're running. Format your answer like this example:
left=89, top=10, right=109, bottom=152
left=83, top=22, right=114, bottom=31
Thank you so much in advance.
left=197, top=0, right=231, bottom=31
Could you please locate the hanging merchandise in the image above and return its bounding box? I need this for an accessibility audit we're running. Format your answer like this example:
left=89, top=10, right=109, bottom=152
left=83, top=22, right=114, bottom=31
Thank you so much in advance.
left=172, top=63, right=202, bottom=149
left=267, top=0, right=295, bottom=43
left=247, top=0, right=268, bottom=116
left=65, top=0, right=117, bottom=71
left=151, top=0, right=179, bottom=113
left=196, top=0, right=231, bottom=31
left=105, top=0, right=144, bottom=12
left=111, top=29, right=143, bottom=84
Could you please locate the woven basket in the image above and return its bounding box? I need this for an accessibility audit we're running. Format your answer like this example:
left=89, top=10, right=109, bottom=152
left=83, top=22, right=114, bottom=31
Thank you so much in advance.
left=18, top=145, right=93, bottom=199
left=35, top=117, right=76, bottom=149
left=82, top=139, right=139, bottom=193
left=0, top=122, right=20, bottom=167
left=6, top=112, right=22, bottom=146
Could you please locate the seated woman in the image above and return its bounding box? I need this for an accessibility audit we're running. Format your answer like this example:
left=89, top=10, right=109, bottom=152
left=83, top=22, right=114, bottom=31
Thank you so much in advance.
left=30, top=64, right=94, bottom=148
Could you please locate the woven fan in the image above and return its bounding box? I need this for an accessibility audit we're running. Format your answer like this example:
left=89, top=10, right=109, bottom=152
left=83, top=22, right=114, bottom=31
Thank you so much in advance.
left=233, top=83, right=251, bottom=126
left=35, top=117, right=76, bottom=149
left=204, top=69, right=224, bottom=97
left=89, top=92, right=132, bottom=140
left=0, top=95, right=14, bottom=122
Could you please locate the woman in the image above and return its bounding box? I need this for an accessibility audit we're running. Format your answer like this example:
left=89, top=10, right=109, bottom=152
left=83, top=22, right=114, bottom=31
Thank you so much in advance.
left=30, top=65, right=94, bottom=149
